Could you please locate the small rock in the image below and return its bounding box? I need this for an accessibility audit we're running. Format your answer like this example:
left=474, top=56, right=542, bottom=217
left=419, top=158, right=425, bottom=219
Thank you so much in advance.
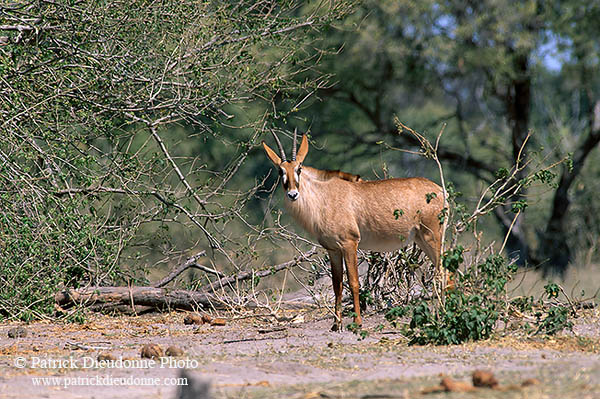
left=209, top=318, right=226, bottom=326
left=98, top=353, right=117, bottom=362
left=7, top=327, right=27, bottom=338
left=441, top=377, right=476, bottom=392
left=420, top=385, right=444, bottom=394
left=141, top=343, right=164, bottom=359
left=521, top=378, right=541, bottom=387
left=184, top=314, right=203, bottom=325
left=472, top=370, right=499, bottom=388
left=166, top=346, right=184, bottom=357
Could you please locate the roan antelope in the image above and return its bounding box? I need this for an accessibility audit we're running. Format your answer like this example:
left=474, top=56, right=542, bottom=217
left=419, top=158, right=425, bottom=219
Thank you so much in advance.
left=263, top=131, right=444, bottom=331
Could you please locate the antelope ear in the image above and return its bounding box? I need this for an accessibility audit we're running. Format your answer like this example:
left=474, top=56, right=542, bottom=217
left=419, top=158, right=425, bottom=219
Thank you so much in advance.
left=296, top=135, right=309, bottom=163
left=262, top=141, right=282, bottom=166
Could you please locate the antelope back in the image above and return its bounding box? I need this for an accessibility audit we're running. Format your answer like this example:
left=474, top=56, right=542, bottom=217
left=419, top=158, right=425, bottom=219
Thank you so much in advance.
left=316, top=169, right=363, bottom=182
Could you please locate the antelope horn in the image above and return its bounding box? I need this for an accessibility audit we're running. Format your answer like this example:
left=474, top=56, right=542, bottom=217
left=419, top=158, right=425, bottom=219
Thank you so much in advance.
left=292, top=128, right=298, bottom=161
left=270, top=131, right=287, bottom=161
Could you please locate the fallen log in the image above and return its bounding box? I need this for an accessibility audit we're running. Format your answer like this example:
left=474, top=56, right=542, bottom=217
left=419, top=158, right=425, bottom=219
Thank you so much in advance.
left=56, top=247, right=320, bottom=313
left=55, top=286, right=224, bottom=311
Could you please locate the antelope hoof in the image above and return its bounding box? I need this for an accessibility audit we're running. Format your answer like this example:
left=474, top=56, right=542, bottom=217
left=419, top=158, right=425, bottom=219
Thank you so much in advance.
left=331, top=321, right=341, bottom=332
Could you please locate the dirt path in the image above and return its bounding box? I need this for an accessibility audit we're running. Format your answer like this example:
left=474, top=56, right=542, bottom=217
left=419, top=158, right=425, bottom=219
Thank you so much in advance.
left=1, top=309, right=599, bottom=398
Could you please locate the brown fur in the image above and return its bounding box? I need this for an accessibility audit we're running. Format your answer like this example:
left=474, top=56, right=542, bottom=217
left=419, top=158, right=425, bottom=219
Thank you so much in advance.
left=263, top=135, right=444, bottom=330
left=317, top=169, right=363, bottom=182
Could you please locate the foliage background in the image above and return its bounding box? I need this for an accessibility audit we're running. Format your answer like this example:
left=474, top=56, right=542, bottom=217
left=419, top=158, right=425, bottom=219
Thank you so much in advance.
left=0, top=0, right=598, bottom=320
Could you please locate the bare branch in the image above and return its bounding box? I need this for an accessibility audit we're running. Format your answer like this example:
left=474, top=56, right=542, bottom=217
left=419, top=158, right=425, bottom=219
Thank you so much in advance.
left=153, top=251, right=224, bottom=288
left=202, top=247, right=318, bottom=294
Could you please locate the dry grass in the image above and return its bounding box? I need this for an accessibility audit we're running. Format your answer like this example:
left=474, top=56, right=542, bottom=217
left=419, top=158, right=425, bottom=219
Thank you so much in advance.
left=509, top=262, right=600, bottom=304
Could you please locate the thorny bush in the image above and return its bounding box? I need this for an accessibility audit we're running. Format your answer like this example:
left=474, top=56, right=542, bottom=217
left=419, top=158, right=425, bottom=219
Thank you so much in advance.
left=365, top=124, right=577, bottom=344
left=0, top=0, right=355, bottom=320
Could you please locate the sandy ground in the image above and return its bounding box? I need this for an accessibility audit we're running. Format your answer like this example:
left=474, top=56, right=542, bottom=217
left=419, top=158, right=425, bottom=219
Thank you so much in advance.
left=0, top=307, right=599, bottom=399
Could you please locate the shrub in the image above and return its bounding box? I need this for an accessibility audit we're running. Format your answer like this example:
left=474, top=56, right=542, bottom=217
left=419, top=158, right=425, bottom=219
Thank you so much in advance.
left=386, top=253, right=512, bottom=345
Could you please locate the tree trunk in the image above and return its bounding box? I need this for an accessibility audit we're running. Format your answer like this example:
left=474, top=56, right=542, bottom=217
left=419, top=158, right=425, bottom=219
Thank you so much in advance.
left=541, top=177, right=572, bottom=275
left=500, top=53, right=532, bottom=265
left=539, top=100, right=600, bottom=275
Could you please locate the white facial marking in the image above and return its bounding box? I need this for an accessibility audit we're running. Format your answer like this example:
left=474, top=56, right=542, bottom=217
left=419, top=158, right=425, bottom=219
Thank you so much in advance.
left=281, top=167, right=287, bottom=184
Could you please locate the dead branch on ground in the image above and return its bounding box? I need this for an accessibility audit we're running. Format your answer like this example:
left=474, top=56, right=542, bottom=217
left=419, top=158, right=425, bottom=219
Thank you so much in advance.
left=56, top=247, right=319, bottom=314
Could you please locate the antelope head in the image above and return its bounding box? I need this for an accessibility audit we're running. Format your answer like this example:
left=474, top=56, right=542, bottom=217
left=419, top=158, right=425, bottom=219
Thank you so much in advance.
left=262, top=130, right=308, bottom=202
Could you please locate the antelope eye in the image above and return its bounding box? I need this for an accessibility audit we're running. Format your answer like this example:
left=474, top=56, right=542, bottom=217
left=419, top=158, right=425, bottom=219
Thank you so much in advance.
left=297, top=167, right=302, bottom=174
